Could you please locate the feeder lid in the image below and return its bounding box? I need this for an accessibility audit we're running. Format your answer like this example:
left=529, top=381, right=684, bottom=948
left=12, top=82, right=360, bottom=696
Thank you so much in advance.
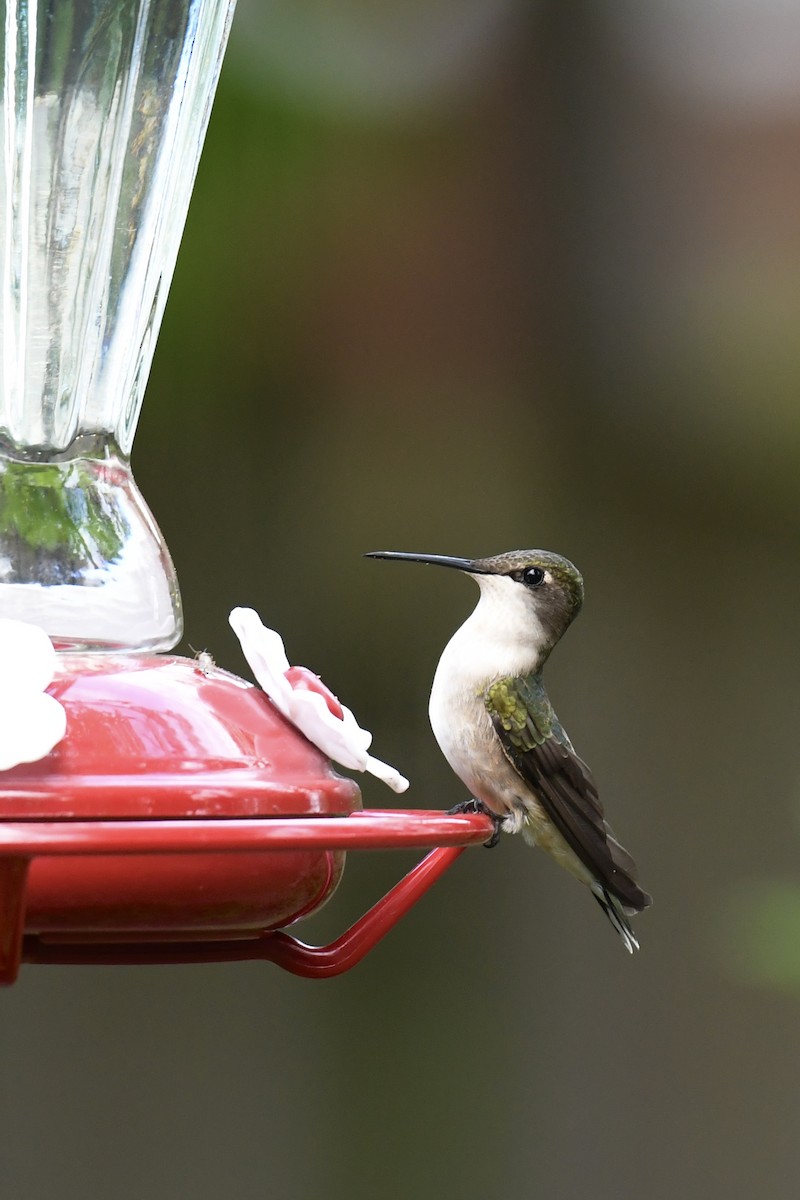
left=0, top=654, right=361, bottom=819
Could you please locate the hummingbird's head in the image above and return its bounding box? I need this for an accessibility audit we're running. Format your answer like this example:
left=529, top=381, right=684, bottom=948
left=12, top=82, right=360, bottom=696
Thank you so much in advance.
left=471, top=547, right=583, bottom=619
left=366, top=548, right=584, bottom=665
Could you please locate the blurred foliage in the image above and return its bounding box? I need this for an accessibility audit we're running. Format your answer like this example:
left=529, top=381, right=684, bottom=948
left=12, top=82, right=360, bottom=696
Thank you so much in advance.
left=718, top=880, right=800, bottom=994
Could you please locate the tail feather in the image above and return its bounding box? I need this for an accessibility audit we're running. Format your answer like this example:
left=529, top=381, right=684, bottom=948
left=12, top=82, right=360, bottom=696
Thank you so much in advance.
left=592, top=884, right=640, bottom=953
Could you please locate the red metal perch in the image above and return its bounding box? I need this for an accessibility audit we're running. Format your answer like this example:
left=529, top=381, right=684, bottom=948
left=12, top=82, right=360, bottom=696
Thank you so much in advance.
left=0, top=811, right=493, bottom=983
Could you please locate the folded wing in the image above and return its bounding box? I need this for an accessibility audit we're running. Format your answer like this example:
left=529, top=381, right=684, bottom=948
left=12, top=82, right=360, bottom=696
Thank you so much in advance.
left=485, top=675, right=651, bottom=912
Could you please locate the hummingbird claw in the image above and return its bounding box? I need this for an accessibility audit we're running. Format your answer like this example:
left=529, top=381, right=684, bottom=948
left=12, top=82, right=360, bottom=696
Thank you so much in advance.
left=482, top=819, right=503, bottom=849
left=446, top=798, right=503, bottom=849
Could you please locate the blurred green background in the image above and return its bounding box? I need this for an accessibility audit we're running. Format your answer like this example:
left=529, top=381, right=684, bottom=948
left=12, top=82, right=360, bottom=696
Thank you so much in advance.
left=4, top=1, right=800, bottom=1197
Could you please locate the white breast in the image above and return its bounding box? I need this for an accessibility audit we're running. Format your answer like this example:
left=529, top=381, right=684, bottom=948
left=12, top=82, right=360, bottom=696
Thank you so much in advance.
left=427, top=575, right=548, bottom=809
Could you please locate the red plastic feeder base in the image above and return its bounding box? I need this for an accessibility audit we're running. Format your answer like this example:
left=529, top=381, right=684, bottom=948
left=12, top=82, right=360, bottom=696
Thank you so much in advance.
left=0, top=654, right=493, bottom=983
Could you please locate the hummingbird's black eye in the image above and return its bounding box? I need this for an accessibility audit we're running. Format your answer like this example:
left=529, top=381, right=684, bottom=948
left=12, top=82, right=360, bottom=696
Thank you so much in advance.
left=522, top=566, right=545, bottom=588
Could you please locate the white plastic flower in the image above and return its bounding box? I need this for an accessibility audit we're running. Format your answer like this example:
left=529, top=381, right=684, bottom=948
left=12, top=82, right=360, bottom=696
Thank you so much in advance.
left=229, top=607, right=410, bottom=793
left=0, top=619, right=67, bottom=771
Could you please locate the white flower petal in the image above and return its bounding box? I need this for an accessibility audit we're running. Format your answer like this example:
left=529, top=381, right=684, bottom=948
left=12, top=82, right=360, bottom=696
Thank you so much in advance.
left=0, top=691, right=67, bottom=770
left=287, top=692, right=372, bottom=770
left=229, top=607, right=411, bottom=792
left=364, top=755, right=410, bottom=794
left=0, top=619, right=57, bottom=694
left=229, top=607, right=294, bottom=717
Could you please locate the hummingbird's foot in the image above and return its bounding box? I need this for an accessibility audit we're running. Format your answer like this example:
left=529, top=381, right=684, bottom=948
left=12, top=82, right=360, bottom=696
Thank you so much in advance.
left=446, top=797, right=483, bottom=816
left=446, top=798, right=503, bottom=849
left=482, top=817, right=503, bottom=849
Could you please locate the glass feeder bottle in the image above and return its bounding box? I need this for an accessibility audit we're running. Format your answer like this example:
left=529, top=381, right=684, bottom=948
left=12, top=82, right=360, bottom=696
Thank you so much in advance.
left=0, top=0, right=235, bottom=650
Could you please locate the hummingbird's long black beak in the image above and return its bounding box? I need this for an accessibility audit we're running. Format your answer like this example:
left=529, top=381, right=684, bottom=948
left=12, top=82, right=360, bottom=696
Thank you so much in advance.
left=364, top=551, right=487, bottom=573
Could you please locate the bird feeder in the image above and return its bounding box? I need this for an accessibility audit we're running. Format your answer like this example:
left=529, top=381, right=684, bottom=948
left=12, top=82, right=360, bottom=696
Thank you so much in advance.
left=0, top=0, right=492, bottom=985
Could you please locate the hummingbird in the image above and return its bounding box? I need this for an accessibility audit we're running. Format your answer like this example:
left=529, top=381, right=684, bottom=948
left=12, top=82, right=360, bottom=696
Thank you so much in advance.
left=365, top=548, right=652, bottom=952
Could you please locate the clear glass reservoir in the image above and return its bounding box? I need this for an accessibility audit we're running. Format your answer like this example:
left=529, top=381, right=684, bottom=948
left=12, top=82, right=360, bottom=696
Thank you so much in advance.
left=0, top=0, right=235, bottom=649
